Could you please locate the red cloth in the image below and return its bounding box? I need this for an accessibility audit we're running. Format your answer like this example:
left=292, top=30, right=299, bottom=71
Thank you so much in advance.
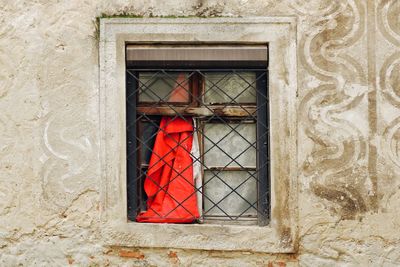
left=136, top=117, right=200, bottom=223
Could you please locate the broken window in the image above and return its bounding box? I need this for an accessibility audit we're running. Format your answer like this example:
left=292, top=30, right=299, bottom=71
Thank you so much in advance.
left=126, top=45, right=269, bottom=226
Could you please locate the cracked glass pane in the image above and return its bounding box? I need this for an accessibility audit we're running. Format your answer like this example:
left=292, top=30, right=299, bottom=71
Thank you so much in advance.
left=203, top=72, right=256, bottom=104
left=203, top=123, right=256, bottom=168
left=203, top=171, right=257, bottom=217
left=139, top=72, right=189, bottom=103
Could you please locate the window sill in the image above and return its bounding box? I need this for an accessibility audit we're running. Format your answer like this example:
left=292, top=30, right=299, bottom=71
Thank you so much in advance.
left=103, top=221, right=294, bottom=253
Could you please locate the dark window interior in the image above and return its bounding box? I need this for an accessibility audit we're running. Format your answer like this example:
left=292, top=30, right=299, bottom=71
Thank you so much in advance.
left=126, top=45, right=270, bottom=226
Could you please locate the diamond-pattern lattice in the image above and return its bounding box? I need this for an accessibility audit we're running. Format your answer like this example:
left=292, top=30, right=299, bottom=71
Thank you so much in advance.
left=126, top=69, right=269, bottom=225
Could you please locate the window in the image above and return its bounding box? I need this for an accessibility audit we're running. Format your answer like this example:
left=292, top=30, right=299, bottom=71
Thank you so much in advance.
left=100, top=17, right=297, bottom=252
left=126, top=45, right=269, bottom=226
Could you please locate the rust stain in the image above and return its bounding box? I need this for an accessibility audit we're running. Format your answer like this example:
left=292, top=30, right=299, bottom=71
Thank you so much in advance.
left=118, top=249, right=145, bottom=259
left=267, top=261, right=287, bottom=267
left=168, top=251, right=178, bottom=258
left=168, top=251, right=179, bottom=264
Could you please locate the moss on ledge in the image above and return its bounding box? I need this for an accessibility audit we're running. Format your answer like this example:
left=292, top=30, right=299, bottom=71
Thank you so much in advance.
left=94, top=11, right=230, bottom=40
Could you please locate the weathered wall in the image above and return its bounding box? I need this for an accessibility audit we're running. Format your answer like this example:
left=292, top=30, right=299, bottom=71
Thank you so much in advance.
left=0, top=0, right=399, bottom=266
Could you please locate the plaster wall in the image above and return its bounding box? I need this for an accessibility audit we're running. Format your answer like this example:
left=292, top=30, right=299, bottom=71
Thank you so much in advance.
left=0, top=0, right=400, bottom=266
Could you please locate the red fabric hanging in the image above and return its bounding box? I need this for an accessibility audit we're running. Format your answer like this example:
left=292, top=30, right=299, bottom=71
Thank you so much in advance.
left=136, top=73, right=199, bottom=223
left=136, top=117, right=199, bottom=223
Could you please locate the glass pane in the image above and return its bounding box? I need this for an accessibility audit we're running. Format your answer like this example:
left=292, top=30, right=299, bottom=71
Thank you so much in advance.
left=139, top=120, right=160, bottom=165
left=203, top=72, right=256, bottom=104
left=138, top=167, right=148, bottom=211
left=139, top=72, right=189, bottom=103
left=203, top=123, right=256, bottom=168
left=203, top=171, right=257, bottom=217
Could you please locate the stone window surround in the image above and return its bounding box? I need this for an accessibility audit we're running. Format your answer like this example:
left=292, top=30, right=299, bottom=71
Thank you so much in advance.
left=99, top=17, right=298, bottom=253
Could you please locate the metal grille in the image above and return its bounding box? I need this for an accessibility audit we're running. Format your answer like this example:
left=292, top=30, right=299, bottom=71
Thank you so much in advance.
left=126, top=68, right=270, bottom=226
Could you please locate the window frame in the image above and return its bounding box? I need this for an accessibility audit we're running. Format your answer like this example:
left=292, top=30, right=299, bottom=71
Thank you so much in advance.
left=126, top=66, right=269, bottom=225
left=99, top=17, right=298, bottom=253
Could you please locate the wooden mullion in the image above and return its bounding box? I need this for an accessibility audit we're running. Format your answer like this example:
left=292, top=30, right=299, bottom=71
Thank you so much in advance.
left=204, top=167, right=257, bottom=171
left=190, top=72, right=201, bottom=107
left=136, top=106, right=257, bottom=117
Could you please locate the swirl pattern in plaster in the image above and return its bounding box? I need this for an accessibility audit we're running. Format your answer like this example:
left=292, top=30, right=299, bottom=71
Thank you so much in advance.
left=378, top=0, right=400, bottom=171
left=40, top=108, right=96, bottom=211
left=294, top=0, right=369, bottom=219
